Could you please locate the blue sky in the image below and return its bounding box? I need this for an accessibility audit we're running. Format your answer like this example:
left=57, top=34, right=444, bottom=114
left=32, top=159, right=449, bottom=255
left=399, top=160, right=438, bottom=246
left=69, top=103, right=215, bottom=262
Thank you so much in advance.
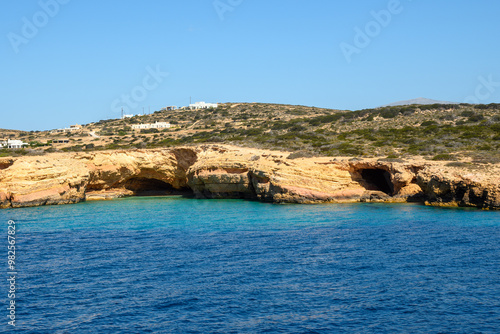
left=1, top=0, right=500, bottom=131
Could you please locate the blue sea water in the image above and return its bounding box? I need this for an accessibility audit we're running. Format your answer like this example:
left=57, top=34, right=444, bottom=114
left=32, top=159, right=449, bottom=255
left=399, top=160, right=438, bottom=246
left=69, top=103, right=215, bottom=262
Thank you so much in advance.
left=1, top=197, right=499, bottom=333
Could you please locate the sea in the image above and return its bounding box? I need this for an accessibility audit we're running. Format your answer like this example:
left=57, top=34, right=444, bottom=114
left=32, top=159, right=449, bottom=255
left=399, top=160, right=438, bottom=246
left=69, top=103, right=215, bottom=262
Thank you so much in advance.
left=1, top=197, right=499, bottom=333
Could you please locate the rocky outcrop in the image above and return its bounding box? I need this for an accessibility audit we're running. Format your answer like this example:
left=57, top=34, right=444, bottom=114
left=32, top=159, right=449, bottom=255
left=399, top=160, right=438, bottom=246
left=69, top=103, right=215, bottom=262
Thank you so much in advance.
left=186, top=149, right=366, bottom=203
left=0, top=149, right=188, bottom=208
left=0, top=156, right=89, bottom=208
left=0, top=145, right=498, bottom=210
left=346, top=160, right=425, bottom=202
left=417, top=169, right=500, bottom=210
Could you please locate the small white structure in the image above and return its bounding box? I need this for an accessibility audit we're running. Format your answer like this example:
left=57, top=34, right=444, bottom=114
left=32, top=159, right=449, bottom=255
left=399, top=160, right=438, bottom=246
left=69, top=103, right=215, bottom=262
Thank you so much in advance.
left=189, top=101, right=218, bottom=110
left=122, top=114, right=134, bottom=119
left=161, top=106, right=178, bottom=111
left=51, top=124, right=82, bottom=133
left=132, top=121, right=171, bottom=130
left=0, top=139, right=29, bottom=149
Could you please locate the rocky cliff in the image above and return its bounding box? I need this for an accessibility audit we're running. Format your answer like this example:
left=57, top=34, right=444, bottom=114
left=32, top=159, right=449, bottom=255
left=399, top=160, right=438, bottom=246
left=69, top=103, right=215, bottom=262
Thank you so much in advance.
left=417, top=168, right=500, bottom=210
left=0, top=145, right=498, bottom=210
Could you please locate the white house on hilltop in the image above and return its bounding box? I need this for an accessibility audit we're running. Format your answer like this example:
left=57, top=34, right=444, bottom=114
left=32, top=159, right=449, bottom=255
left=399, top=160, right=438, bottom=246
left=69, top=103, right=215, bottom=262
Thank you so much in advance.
left=0, top=139, right=28, bottom=149
left=51, top=124, right=82, bottom=133
left=161, top=106, right=178, bottom=111
left=189, top=101, right=218, bottom=110
left=132, top=121, right=171, bottom=130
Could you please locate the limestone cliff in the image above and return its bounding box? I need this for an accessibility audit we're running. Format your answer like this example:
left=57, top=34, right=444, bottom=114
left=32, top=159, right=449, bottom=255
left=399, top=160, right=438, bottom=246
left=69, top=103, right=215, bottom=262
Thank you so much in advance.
left=417, top=168, right=500, bottom=210
left=0, top=145, right=498, bottom=210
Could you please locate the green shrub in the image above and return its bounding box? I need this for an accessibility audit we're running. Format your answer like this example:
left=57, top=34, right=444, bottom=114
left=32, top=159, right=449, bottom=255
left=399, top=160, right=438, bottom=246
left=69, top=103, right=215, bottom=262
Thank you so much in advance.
left=378, top=108, right=399, bottom=119
left=467, top=114, right=485, bottom=122
left=420, top=120, right=438, bottom=127
left=461, top=110, right=475, bottom=117
left=445, top=161, right=470, bottom=168
left=476, top=144, right=493, bottom=151
left=432, top=154, right=455, bottom=161
left=140, top=128, right=159, bottom=134
left=287, top=151, right=315, bottom=159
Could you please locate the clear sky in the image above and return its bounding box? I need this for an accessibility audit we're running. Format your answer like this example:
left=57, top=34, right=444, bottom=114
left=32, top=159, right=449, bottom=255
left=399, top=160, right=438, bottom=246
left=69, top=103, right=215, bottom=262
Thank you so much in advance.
left=2, top=0, right=500, bottom=131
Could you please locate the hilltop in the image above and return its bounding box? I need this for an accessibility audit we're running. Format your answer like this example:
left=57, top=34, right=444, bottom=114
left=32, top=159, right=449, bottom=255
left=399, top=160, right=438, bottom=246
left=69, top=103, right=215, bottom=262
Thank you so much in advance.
left=1, top=102, right=499, bottom=165
left=383, top=97, right=460, bottom=107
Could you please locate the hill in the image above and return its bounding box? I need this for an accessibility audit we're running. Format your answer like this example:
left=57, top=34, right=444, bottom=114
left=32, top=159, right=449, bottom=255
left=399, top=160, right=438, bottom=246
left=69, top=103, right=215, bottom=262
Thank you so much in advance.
left=383, top=97, right=460, bottom=107
left=1, top=102, right=500, bottom=164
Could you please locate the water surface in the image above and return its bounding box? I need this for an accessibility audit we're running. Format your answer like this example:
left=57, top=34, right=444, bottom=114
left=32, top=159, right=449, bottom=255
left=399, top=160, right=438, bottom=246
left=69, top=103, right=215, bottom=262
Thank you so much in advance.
left=1, top=198, right=499, bottom=333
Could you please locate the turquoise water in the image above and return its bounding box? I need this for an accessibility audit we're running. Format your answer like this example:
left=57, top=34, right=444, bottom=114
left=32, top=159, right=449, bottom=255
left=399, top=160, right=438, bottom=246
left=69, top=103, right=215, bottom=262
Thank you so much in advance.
left=5, top=197, right=499, bottom=232
left=1, top=198, right=499, bottom=333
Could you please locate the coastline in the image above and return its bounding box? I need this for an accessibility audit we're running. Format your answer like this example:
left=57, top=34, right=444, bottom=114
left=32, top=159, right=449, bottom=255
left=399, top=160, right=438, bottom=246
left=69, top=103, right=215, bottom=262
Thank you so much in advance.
left=0, top=144, right=499, bottom=210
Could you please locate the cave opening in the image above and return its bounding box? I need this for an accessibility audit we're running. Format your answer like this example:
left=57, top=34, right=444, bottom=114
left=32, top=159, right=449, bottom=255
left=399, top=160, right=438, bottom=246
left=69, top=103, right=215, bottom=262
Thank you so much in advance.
left=360, top=169, right=394, bottom=195
left=123, top=177, right=193, bottom=197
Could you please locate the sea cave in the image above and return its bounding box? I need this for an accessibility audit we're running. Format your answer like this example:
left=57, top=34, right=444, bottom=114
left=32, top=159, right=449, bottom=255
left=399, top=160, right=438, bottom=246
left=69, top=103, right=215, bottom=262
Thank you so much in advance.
left=360, top=169, right=394, bottom=196
left=123, top=177, right=193, bottom=197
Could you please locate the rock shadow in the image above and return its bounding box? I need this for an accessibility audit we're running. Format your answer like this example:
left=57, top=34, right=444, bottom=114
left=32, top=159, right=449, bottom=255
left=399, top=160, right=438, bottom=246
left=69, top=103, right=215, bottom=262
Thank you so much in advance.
left=360, top=169, right=394, bottom=196
left=124, top=177, right=193, bottom=197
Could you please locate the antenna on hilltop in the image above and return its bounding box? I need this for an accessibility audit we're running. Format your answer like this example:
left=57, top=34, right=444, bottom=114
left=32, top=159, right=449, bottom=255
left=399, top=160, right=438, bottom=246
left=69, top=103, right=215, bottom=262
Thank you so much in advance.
left=121, top=107, right=123, bottom=119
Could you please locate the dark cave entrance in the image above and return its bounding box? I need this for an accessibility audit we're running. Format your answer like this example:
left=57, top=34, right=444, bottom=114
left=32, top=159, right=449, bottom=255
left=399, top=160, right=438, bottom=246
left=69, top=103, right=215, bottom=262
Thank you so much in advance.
left=360, top=169, right=394, bottom=195
left=123, top=177, right=193, bottom=197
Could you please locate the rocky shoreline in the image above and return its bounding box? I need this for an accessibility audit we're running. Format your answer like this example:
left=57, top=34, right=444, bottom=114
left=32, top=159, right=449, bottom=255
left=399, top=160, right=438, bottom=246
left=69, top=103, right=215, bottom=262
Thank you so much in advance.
left=0, top=145, right=499, bottom=210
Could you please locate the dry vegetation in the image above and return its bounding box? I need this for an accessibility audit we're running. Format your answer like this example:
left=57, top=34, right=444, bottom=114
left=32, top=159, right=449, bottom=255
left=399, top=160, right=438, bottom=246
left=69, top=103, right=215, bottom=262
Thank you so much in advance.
left=2, top=102, right=500, bottom=164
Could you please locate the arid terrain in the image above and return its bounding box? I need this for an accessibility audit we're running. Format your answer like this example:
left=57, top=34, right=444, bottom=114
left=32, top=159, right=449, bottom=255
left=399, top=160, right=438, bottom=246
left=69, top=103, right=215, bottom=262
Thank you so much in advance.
left=2, top=102, right=499, bottom=165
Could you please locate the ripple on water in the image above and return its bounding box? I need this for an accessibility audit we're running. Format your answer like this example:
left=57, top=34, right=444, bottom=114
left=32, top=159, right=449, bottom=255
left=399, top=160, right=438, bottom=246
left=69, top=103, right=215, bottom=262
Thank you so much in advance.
left=0, top=198, right=498, bottom=333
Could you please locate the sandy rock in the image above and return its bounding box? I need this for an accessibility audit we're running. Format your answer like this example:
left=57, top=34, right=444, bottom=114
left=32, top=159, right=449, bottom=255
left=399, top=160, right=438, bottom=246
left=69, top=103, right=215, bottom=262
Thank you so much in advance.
left=85, top=189, right=134, bottom=201
left=0, top=145, right=498, bottom=210
left=417, top=168, right=500, bottom=210
left=0, top=191, right=11, bottom=209
left=0, top=156, right=89, bottom=208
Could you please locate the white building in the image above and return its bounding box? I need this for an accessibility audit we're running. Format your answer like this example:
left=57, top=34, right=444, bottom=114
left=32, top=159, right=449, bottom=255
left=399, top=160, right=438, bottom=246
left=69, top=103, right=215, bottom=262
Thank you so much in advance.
left=51, top=124, right=82, bottom=133
left=161, top=106, right=178, bottom=111
left=0, top=139, right=28, bottom=149
left=132, top=121, right=171, bottom=130
left=189, top=101, right=218, bottom=110
left=122, top=114, right=135, bottom=119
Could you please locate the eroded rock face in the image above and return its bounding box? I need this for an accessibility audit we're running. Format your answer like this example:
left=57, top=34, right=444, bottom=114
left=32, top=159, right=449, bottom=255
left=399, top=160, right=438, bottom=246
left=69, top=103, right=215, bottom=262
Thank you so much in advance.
left=346, top=161, right=421, bottom=195
left=187, top=148, right=367, bottom=203
left=417, top=169, right=500, bottom=210
left=0, top=149, right=194, bottom=208
left=0, top=145, right=498, bottom=210
left=0, top=156, right=90, bottom=208
left=0, top=158, right=14, bottom=170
